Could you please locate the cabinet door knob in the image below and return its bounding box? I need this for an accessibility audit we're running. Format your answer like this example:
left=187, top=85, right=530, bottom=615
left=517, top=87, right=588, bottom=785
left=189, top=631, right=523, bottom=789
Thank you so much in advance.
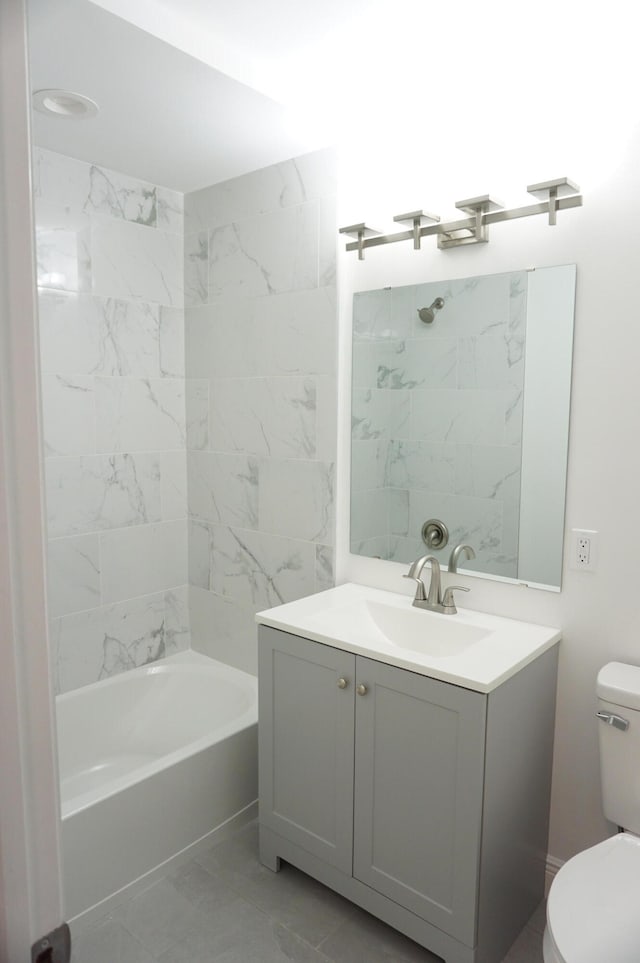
left=356, top=683, right=368, bottom=696
left=337, top=677, right=349, bottom=689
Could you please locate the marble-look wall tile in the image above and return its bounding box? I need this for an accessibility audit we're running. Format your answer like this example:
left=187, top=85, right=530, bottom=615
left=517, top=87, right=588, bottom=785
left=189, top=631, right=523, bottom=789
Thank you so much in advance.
left=387, top=440, right=457, bottom=493
left=41, top=375, right=95, bottom=456
left=376, top=338, right=457, bottom=390
left=189, top=585, right=258, bottom=676
left=350, top=535, right=390, bottom=559
left=315, top=544, right=334, bottom=593
left=389, top=488, right=410, bottom=537
left=37, top=148, right=190, bottom=692
left=454, top=445, right=521, bottom=502
left=185, top=380, right=209, bottom=450
left=38, top=292, right=162, bottom=378
left=157, top=187, right=184, bottom=234
left=208, top=525, right=316, bottom=608
left=413, top=272, right=511, bottom=337
left=33, top=148, right=92, bottom=213
left=318, top=195, right=337, bottom=288
left=91, top=216, right=183, bottom=306
left=209, top=203, right=318, bottom=299
left=185, top=299, right=253, bottom=379
left=409, top=389, right=506, bottom=445
left=258, top=459, right=334, bottom=543
left=160, top=451, right=188, bottom=520
left=209, top=377, right=316, bottom=457
left=184, top=231, right=209, bottom=306
left=187, top=451, right=258, bottom=528
left=47, top=534, right=101, bottom=618
left=53, top=587, right=190, bottom=694
left=34, top=148, right=159, bottom=227
left=350, top=489, right=389, bottom=543
left=36, top=209, right=91, bottom=293
left=351, top=440, right=388, bottom=493
left=84, top=164, right=156, bottom=225
left=45, top=453, right=161, bottom=537
left=159, top=306, right=185, bottom=378
left=352, top=288, right=394, bottom=342
left=315, top=374, right=339, bottom=463
left=352, top=388, right=409, bottom=442
left=184, top=148, right=336, bottom=233
left=95, top=378, right=185, bottom=452
left=186, top=287, right=336, bottom=381
left=99, top=520, right=187, bottom=603
left=188, top=518, right=212, bottom=590
left=350, top=269, right=527, bottom=563
left=408, top=489, right=504, bottom=561
left=185, top=147, right=337, bottom=667
left=251, top=286, right=337, bottom=375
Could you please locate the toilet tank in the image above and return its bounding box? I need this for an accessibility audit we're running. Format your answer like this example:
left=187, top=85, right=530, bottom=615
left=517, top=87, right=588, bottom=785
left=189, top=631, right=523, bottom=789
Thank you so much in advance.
left=597, top=662, right=640, bottom=834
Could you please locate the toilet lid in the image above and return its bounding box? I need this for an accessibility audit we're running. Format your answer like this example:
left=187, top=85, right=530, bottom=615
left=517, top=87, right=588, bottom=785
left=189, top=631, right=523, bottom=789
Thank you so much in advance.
left=547, top=833, right=640, bottom=963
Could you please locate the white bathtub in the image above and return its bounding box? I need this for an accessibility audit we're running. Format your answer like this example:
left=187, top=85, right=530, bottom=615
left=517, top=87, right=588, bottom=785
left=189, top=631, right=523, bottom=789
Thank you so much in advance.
left=57, top=650, right=258, bottom=922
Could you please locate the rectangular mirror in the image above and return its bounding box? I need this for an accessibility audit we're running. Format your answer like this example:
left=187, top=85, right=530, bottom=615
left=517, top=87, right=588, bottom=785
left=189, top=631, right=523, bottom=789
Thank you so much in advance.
left=350, top=265, right=576, bottom=589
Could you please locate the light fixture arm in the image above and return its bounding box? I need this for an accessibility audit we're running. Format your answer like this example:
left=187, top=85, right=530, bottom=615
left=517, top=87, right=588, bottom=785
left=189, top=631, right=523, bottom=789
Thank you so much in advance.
left=339, top=178, right=582, bottom=259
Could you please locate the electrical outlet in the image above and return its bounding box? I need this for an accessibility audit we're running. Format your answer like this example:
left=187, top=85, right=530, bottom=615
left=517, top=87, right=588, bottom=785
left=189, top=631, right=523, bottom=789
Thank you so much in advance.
left=570, top=529, right=598, bottom=572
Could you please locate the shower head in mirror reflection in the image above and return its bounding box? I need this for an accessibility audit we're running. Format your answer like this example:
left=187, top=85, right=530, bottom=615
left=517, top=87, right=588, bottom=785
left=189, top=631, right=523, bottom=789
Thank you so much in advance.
left=417, top=298, right=445, bottom=324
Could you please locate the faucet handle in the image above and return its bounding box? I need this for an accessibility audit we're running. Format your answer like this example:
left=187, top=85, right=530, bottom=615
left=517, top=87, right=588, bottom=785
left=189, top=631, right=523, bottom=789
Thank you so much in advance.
left=403, top=572, right=427, bottom=600
left=441, top=584, right=470, bottom=614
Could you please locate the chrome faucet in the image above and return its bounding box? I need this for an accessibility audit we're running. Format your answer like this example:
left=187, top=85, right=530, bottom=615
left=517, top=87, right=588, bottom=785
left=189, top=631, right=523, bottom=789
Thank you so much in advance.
left=448, top=543, right=476, bottom=573
left=403, top=555, right=443, bottom=612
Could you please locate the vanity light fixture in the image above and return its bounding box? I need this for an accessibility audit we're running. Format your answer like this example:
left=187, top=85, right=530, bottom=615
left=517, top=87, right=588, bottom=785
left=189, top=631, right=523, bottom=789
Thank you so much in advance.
left=339, top=177, right=582, bottom=258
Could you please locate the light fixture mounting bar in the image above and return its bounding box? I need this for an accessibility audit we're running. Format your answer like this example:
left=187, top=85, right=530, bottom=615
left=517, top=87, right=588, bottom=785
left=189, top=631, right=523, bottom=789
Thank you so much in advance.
left=340, top=180, right=582, bottom=257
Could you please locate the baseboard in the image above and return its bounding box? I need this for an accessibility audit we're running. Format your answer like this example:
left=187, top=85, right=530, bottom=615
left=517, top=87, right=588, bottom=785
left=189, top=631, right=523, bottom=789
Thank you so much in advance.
left=68, top=800, right=258, bottom=935
left=545, top=853, right=564, bottom=896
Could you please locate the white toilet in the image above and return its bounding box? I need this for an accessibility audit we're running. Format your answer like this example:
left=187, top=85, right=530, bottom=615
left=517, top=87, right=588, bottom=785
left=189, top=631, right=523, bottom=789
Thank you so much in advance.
left=544, top=662, right=640, bottom=962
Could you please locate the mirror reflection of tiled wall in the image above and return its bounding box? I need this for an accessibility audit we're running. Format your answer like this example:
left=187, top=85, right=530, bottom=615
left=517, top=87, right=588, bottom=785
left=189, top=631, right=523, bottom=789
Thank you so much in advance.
left=351, top=271, right=527, bottom=579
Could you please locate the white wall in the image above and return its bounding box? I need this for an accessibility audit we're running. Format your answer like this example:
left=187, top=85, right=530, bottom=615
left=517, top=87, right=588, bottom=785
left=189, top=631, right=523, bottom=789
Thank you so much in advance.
left=335, top=120, right=640, bottom=863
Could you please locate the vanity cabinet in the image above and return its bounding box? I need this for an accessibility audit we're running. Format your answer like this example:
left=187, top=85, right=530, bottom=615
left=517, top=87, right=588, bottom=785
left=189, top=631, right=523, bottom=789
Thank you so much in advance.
left=258, top=625, right=559, bottom=963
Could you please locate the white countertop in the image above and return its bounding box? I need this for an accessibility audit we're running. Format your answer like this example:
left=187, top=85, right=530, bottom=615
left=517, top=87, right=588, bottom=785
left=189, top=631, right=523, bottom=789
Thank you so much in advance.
left=256, top=582, right=561, bottom=693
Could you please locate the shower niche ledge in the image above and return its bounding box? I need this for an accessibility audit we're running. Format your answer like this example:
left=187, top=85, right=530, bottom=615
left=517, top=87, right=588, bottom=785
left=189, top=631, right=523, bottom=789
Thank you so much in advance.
left=256, top=584, right=561, bottom=963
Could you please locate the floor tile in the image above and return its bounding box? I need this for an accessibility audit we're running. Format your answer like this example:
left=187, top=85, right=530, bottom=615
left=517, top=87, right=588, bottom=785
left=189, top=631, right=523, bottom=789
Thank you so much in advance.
left=112, top=877, right=202, bottom=957
left=70, top=916, right=156, bottom=963
left=501, top=923, right=544, bottom=963
left=68, top=819, right=546, bottom=963
left=318, top=905, right=443, bottom=963
left=197, top=820, right=354, bottom=948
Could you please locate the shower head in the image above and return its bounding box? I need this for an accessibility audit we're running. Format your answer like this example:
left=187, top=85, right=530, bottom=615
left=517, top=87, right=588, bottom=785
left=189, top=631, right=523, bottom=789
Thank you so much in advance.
left=417, top=297, right=445, bottom=324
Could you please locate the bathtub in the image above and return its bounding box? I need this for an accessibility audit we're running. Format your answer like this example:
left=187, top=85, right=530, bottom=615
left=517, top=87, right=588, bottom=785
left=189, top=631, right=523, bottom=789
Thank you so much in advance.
left=57, top=650, right=258, bottom=923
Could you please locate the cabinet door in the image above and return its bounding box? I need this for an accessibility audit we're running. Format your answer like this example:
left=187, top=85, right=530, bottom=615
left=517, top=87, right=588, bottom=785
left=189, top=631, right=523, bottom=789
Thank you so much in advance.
left=259, top=627, right=355, bottom=874
left=353, top=657, right=486, bottom=946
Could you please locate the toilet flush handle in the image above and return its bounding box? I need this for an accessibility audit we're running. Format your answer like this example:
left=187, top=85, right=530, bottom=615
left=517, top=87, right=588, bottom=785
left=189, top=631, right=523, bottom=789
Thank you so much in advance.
left=596, top=710, right=630, bottom=732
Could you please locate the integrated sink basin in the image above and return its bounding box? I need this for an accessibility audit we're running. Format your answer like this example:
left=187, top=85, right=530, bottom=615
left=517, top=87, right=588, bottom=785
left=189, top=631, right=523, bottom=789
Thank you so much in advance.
left=364, top=600, right=490, bottom=656
left=256, top=582, right=561, bottom=693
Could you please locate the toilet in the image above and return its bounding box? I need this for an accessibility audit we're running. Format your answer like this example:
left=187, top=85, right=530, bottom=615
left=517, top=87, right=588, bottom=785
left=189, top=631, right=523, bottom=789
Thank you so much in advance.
left=544, top=662, right=640, bottom=962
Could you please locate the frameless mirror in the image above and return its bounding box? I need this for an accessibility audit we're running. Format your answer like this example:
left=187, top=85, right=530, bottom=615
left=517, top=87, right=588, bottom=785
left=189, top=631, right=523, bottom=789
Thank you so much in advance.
left=350, top=265, right=576, bottom=589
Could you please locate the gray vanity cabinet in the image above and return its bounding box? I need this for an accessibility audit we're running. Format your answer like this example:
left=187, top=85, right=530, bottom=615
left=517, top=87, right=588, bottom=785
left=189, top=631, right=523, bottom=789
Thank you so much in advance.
left=258, top=631, right=355, bottom=874
left=352, top=656, right=486, bottom=945
left=259, top=624, right=558, bottom=963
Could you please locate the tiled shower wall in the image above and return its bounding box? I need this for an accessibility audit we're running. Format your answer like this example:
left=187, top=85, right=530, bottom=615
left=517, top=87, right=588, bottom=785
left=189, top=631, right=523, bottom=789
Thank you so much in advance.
left=34, top=148, right=190, bottom=693
left=184, top=149, right=338, bottom=674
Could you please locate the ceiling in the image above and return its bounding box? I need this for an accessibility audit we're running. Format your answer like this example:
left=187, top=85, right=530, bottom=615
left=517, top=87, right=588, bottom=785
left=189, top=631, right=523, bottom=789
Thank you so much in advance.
left=28, top=0, right=640, bottom=196
left=27, top=0, right=340, bottom=192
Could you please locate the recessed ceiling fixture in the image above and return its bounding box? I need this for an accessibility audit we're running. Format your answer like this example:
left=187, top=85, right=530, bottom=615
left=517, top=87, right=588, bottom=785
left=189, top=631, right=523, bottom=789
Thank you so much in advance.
left=32, top=89, right=99, bottom=119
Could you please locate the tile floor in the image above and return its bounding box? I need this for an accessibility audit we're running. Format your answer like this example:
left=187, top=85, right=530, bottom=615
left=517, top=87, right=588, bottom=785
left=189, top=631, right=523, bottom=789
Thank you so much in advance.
left=69, top=821, right=545, bottom=963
